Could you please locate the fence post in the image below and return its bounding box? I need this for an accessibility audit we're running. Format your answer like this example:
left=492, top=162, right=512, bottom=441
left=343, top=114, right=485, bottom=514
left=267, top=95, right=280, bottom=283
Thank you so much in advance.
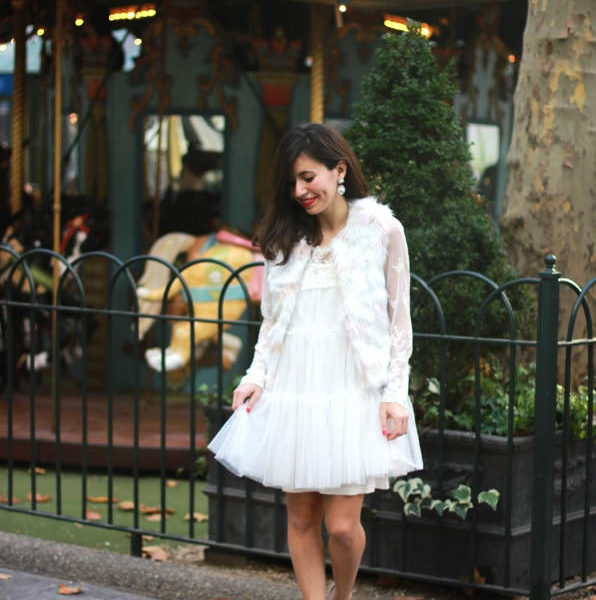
left=530, top=254, right=560, bottom=600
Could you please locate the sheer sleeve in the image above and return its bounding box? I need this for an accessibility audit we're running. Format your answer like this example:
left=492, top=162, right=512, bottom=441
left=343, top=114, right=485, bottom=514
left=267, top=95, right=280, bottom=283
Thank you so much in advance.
left=239, top=261, right=272, bottom=388
left=382, top=220, right=413, bottom=406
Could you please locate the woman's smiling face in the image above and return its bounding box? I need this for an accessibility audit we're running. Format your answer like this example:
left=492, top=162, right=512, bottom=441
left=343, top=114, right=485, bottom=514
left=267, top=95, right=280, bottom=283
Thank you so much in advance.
left=290, top=153, right=346, bottom=216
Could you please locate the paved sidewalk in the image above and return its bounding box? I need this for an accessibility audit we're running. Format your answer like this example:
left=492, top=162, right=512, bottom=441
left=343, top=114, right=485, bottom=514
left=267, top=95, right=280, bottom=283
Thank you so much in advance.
left=0, top=532, right=302, bottom=600
left=0, top=566, right=156, bottom=600
left=0, top=531, right=480, bottom=600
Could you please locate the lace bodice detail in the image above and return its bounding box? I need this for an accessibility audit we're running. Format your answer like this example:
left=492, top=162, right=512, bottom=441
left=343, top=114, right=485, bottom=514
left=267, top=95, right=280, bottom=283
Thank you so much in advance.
left=302, top=246, right=337, bottom=290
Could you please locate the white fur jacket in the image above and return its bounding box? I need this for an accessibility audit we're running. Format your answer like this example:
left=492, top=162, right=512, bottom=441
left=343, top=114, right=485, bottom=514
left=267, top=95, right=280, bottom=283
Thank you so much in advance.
left=241, top=196, right=412, bottom=406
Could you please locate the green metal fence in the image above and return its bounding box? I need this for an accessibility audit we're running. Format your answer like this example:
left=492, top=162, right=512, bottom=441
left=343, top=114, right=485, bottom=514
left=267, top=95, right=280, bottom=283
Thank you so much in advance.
left=0, top=244, right=594, bottom=600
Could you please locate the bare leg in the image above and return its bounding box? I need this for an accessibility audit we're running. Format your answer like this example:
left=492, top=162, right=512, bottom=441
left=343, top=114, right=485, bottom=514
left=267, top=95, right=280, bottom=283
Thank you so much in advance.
left=323, top=494, right=365, bottom=600
left=286, top=492, right=327, bottom=600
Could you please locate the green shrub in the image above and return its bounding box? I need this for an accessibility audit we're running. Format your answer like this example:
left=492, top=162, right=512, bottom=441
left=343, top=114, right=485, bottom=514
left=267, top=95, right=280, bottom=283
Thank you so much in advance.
left=413, top=360, right=594, bottom=439
left=345, top=29, right=532, bottom=412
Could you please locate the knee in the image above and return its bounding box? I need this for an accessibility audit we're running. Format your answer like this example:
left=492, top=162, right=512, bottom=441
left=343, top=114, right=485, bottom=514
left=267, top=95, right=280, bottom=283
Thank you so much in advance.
left=287, top=508, right=322, bottom=536
left=325, top=517, right=361, bottom=547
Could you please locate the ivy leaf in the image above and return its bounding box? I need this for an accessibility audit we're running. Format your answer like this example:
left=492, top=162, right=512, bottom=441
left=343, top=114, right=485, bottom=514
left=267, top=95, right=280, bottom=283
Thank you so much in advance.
left=431, top=500, right=447, bottom=516
left=393, top=479, right=411, bottom=502
left=404, top=500, right=422, bottom=518
left=419, top=496, right=434, bottom=510
left=478, top=489, right=500, bottom=511
left=449, top=485, right=472, bottom=503
left=450, top=502, right=472, bottom=520
left=427, top=377, right=440, bottom=395
left=408, top=477, right=425, bottom=497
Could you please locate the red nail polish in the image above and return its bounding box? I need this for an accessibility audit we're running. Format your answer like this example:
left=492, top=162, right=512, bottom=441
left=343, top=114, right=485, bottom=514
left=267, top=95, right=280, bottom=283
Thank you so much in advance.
left=382, top=429, right=387, bottom=436
left=246, top=407, right=251, bottom=413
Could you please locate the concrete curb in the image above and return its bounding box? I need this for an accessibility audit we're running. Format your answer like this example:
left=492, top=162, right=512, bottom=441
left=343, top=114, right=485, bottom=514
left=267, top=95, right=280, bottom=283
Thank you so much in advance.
left=0, top=532, right=301, bottom=599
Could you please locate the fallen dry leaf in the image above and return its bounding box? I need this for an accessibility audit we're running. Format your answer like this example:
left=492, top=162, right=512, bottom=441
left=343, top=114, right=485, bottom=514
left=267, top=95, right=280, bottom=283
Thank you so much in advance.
left=58, top=583, right=83, bottom=595
left=473, top=567, right=486, bottom=584
left=0, top=495, right=22, bottom=504
left=87, top=495, right=119, bottom=504
left=27, top=492, right=52, bottom=503
left=166, top=480, right=178, bottom=488
left=142, top=545, right=168, bottom=561
left=117, top=500, right=136, bottom=511
left=184, top=512, right=208, bottom=523
left=146, top=513, right=166, bottom=522
left=0, top=573, right=12, bottom=580
left=85, top=510, right=102, bottom=521
left=28, top=467, right=46, bottom=475
left=140, top=504, right=174, bottom=515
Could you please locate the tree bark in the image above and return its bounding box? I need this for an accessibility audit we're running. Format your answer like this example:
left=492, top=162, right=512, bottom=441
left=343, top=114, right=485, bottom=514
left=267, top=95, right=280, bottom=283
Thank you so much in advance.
left=500, top=0, right=595, bottom=293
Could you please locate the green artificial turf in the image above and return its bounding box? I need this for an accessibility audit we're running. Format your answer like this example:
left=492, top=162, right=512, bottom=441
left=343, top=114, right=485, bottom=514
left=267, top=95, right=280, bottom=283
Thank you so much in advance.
left=0, top=466, right=209, bottom=554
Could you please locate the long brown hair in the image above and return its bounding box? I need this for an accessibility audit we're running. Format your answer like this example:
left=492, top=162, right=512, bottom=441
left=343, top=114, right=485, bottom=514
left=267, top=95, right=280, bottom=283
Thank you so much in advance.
left=255, top=123, right=368, bottom=263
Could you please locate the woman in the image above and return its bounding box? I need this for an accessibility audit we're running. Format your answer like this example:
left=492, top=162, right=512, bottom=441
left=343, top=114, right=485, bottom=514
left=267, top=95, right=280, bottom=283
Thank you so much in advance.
left=208, top=123, right=422, bottom=600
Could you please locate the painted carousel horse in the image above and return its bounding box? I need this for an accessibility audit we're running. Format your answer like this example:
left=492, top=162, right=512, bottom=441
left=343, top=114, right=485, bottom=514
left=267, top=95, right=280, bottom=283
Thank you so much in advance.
left=0, top=193, right=109, bottom=380
left=136, top=230, right=263, bottom=373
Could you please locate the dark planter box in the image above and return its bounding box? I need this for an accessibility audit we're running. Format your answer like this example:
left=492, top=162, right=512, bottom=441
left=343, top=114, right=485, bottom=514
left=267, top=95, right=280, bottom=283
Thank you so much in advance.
left=362, top=429, right=596, bottom=588
left=204, top=406, right=595, bottom=588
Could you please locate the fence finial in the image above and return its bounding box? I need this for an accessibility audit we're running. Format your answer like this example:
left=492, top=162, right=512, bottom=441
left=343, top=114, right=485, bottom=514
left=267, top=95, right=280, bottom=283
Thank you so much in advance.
left=544, top=254, right=557, bottom=270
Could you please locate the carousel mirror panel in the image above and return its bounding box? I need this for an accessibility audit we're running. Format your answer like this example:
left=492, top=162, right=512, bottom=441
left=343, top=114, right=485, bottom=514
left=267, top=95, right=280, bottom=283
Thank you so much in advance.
left=143, top=113, right=225, bottom=239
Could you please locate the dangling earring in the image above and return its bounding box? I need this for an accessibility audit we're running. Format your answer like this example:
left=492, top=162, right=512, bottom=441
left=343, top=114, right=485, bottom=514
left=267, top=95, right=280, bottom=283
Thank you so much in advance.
left=337, top=177, right=346, bottom=197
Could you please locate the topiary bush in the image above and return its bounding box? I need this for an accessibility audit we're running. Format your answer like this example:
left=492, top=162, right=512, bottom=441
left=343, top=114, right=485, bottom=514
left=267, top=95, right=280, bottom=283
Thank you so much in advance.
left=345, top=29, right=532, bottom=422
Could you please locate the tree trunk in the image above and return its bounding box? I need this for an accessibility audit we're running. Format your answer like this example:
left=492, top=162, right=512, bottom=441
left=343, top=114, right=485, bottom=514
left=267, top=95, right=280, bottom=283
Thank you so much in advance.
left=500, top=1, right=595, bottom=293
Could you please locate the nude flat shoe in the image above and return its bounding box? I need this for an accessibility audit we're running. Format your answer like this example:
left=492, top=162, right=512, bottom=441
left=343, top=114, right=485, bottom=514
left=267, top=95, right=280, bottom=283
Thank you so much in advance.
left=327, top=582, right=336, bottom=600
left=327, top=582, right=353, bottom=600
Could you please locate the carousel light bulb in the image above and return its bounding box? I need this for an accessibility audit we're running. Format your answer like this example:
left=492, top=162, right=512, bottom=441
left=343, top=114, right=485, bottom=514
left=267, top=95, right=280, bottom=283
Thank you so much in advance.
left=338, top=4, right=347, bottom=12
left=36, top=28, right=45, bottom=36
left=420, top=24, right=431, bottom=38
left=134, top=38, right=143, bottom=46
left=127, top=11, right=135, bottom=19
left=75, top=17, right=84, bottom=26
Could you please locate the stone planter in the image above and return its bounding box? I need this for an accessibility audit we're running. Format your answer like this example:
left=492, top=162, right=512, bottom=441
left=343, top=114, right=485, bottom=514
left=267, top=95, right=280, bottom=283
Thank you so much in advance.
left=204, top=406, right=595, bottom=588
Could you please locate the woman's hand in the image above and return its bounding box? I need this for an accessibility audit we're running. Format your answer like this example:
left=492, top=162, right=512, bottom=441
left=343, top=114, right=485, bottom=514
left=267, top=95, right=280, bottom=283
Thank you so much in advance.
left=232, top=382, right=262, bottom=412
left=379, top=402, right=408, bottom=440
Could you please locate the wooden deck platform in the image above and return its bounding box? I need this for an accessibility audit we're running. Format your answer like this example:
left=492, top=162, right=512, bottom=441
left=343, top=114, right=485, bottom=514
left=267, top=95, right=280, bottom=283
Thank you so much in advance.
left=0, top=391, right=209, bottom=473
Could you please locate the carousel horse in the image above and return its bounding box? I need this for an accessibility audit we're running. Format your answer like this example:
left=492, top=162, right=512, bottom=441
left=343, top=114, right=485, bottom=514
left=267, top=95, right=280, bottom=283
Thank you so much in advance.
left=0, top=193, right=109, bottom=381
left=136, top=230, right=263, bottom=373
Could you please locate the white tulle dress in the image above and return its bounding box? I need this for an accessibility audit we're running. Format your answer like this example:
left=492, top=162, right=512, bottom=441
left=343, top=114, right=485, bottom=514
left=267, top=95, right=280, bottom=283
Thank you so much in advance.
left=208, top=244, right=423, bottom=495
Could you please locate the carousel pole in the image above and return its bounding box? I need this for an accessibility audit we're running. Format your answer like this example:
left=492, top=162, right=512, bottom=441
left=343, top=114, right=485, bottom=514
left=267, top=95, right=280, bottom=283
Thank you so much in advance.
left=51, top=0, right=64, bottom=432
left=53, top=0, right=64, bottom=263
left=309, top=2, right=326, bottom=124
left=10, top=0, right=26, bottom=215
left=152, top=3, right=168, bottom=241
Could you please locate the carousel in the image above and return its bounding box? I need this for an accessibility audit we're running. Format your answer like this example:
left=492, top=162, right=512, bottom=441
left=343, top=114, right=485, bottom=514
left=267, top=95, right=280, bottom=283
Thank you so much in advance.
left=0, top=0, right=526, bottom=469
